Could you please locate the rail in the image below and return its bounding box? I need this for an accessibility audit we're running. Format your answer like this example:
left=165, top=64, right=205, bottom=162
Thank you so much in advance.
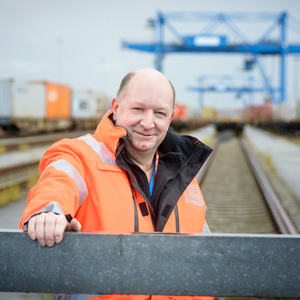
left=1, top=231, right=300, bottom=298
left=197, top=134, right=298, bottom=234
left=196, top=138, right=219, bottom=184
left=0, top=161, right=40, bottom=206
left=240, top=138, right=299, bottom=234
left=0, top=130, right=90, bottom=152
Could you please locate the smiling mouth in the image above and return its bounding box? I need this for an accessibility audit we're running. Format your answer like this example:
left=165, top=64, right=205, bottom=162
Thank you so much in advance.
left=136, top=132, right=153, bottom=137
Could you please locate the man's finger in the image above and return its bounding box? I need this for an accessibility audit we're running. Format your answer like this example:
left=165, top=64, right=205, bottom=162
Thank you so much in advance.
left=54, top=215, right=68, bottom=244
left=44, top=213, right=56, bottom=247
left=27, top=217, right=37, bottom=241
left=35, top=213, right=47, bottom=246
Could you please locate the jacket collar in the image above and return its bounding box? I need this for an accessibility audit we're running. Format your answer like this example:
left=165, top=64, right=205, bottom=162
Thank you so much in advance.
left=94, top=110, right=210, bottom=167
left=93, top=109, right=127, bottom=159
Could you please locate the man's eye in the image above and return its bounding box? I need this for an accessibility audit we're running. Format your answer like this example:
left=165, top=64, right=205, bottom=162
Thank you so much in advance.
left=134, top=107, right=142, bottom=111
left=156, top=111, right=166, bottom=116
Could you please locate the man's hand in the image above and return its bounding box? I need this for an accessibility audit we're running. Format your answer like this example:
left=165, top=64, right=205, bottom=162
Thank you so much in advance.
left=27, top=212, right=81, bottom=247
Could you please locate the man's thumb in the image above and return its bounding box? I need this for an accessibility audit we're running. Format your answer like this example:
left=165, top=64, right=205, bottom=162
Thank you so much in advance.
left=68, top=218, right=82, bottom=231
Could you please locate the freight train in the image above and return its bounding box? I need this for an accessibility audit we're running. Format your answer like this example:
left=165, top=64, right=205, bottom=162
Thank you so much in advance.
left=2, top=79, right=298, bottom=136
left=243, top=100, right=300, bottom=136
left=0, top=80, right=210, bottom=135
left=0, top=79, right=109, bottom=134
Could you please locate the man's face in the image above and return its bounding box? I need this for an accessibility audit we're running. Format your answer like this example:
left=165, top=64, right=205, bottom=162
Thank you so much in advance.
left=112, top=72, right=174, bottom=156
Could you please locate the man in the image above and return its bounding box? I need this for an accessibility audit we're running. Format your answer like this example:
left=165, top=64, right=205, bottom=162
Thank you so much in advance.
left=19, top=69, right=213, bottom=300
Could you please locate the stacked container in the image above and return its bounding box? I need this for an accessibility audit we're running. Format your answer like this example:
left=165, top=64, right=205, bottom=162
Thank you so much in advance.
left=272, top=102, right=297, bottom=121
left=71, top=90, right=108, bottom=129
left=44, top=82, right=71, bottom=120
left=0, top=79, right=72, bottom=132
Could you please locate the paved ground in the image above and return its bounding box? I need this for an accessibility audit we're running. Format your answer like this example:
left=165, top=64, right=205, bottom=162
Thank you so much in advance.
left=0, top=198, right=27, bottom=229
left=244, top=125, right=300, bottom=203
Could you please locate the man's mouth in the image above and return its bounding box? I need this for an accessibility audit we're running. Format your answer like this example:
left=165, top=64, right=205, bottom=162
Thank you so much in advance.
left=136, top=132, right=153, bottom=137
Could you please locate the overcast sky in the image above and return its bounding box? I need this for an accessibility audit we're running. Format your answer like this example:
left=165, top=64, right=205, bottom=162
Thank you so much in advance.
left=1, top=0, right=300, bottom=113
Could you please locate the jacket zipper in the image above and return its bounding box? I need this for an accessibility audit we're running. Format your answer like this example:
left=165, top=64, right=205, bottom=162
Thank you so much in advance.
left=130, top=181, right=157, bottom=229
left=157, top=175, right=178, bottom=218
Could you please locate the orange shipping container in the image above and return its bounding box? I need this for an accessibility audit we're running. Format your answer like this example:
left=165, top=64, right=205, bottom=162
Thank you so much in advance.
left=174, top=103, right=188, bottom=120
left=45, top=83, right=71, bottom=119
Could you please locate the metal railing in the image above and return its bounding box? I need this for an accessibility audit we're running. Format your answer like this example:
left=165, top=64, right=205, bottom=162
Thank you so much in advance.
left=1, top=231, right=300, bottom=298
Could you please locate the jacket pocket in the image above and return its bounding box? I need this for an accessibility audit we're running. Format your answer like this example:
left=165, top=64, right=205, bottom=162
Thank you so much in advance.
left=97, top=162, right=123, bottom=173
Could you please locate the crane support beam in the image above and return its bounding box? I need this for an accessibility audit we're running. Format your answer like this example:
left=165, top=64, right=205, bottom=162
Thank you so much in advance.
left=188, top=87, right=279, bottom=93
left=122, top=42, right=300, bottom=54
left=1, top=231, right=300, bottom=298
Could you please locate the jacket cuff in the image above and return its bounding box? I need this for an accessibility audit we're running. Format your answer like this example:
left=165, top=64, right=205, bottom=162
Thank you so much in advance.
left=22, top=201, right=71, bottom=230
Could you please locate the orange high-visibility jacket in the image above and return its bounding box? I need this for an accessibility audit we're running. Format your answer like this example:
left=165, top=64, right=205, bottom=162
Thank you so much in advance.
left=19, top=110, right=213, bottom=300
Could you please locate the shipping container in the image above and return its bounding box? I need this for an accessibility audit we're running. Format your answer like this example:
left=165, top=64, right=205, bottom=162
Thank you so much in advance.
left=272, top=102, right=296, bottom=121
left=1, top=80, right=72, bottom=132
left=1, top=78, right=109, bottom=133
left=217, top=108, right=243, bottom=122
left=72, top=90, right=92, bottom=119
left=244, top=101, right=272, bottom=121
left=0, top=80, right=45, bottom=120
left=174, top=103, right=188, bottom=120
left=71, top=90, right=108, bottom=129
left=91, top=91, right=108, bottom=117
left=45, top=82, right=71, bottom=119
left=186, top=106, right=201, bottom=119
left=11, top=81, right=45, bottom=118
left=72, top=90, right=108, bottom=119
left=88, top=91, right=108, bottom=120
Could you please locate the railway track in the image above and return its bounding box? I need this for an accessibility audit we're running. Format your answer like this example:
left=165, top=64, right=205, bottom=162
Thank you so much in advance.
left=0, top=130, right=89, bottom=206
left=199, top=130, right=299, bottom=234
left=0, top=162, right=40, bottom=206
left=1, top=128, right=299, bottom=235
left=0, top=130, right=90, bottom=153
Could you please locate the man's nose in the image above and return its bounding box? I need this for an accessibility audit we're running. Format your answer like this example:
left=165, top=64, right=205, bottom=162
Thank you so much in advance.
left=140, top=111, right=155, bottom=129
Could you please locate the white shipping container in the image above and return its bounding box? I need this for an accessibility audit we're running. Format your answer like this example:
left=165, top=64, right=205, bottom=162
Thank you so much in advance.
left=90, top=91, right=108, bottom=118
left=272, top=104, right=280, bottom=121
left=272, top=102, right=297, bottom=121
left=72, top=90, right=108, bottom=120
left=11, top=81, right=45, bottom=118
left=72, top=90, right=91, bottom=119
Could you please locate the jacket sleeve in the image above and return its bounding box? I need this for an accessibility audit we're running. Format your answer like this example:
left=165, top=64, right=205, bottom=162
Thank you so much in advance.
left=19, top=138, right=88, bottom=230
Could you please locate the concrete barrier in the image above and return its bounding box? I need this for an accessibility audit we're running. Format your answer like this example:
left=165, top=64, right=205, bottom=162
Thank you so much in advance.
left=1, top=231, right=299, bottom=298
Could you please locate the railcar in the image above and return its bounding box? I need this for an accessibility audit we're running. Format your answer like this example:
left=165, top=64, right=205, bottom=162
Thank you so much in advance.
left=0, top=79, right=108, bottom=134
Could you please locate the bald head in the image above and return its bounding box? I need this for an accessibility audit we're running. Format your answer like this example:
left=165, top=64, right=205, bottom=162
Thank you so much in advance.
left=116, top=69, right=176, bottom=109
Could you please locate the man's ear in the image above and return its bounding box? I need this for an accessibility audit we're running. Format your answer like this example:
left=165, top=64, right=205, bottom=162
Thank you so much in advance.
left=111, top=98, right=118, bottom=121
left=169, top=110, right=175, bottom=124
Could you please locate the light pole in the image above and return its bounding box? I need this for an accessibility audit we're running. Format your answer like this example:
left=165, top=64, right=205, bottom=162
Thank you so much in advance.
left=57, top=38, right=63, bottom=83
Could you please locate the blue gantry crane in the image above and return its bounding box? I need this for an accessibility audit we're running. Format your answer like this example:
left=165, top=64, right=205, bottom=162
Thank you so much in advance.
left=122, top=11, right=300, bottom=104
left=187, top=74, right=279, bottom=110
